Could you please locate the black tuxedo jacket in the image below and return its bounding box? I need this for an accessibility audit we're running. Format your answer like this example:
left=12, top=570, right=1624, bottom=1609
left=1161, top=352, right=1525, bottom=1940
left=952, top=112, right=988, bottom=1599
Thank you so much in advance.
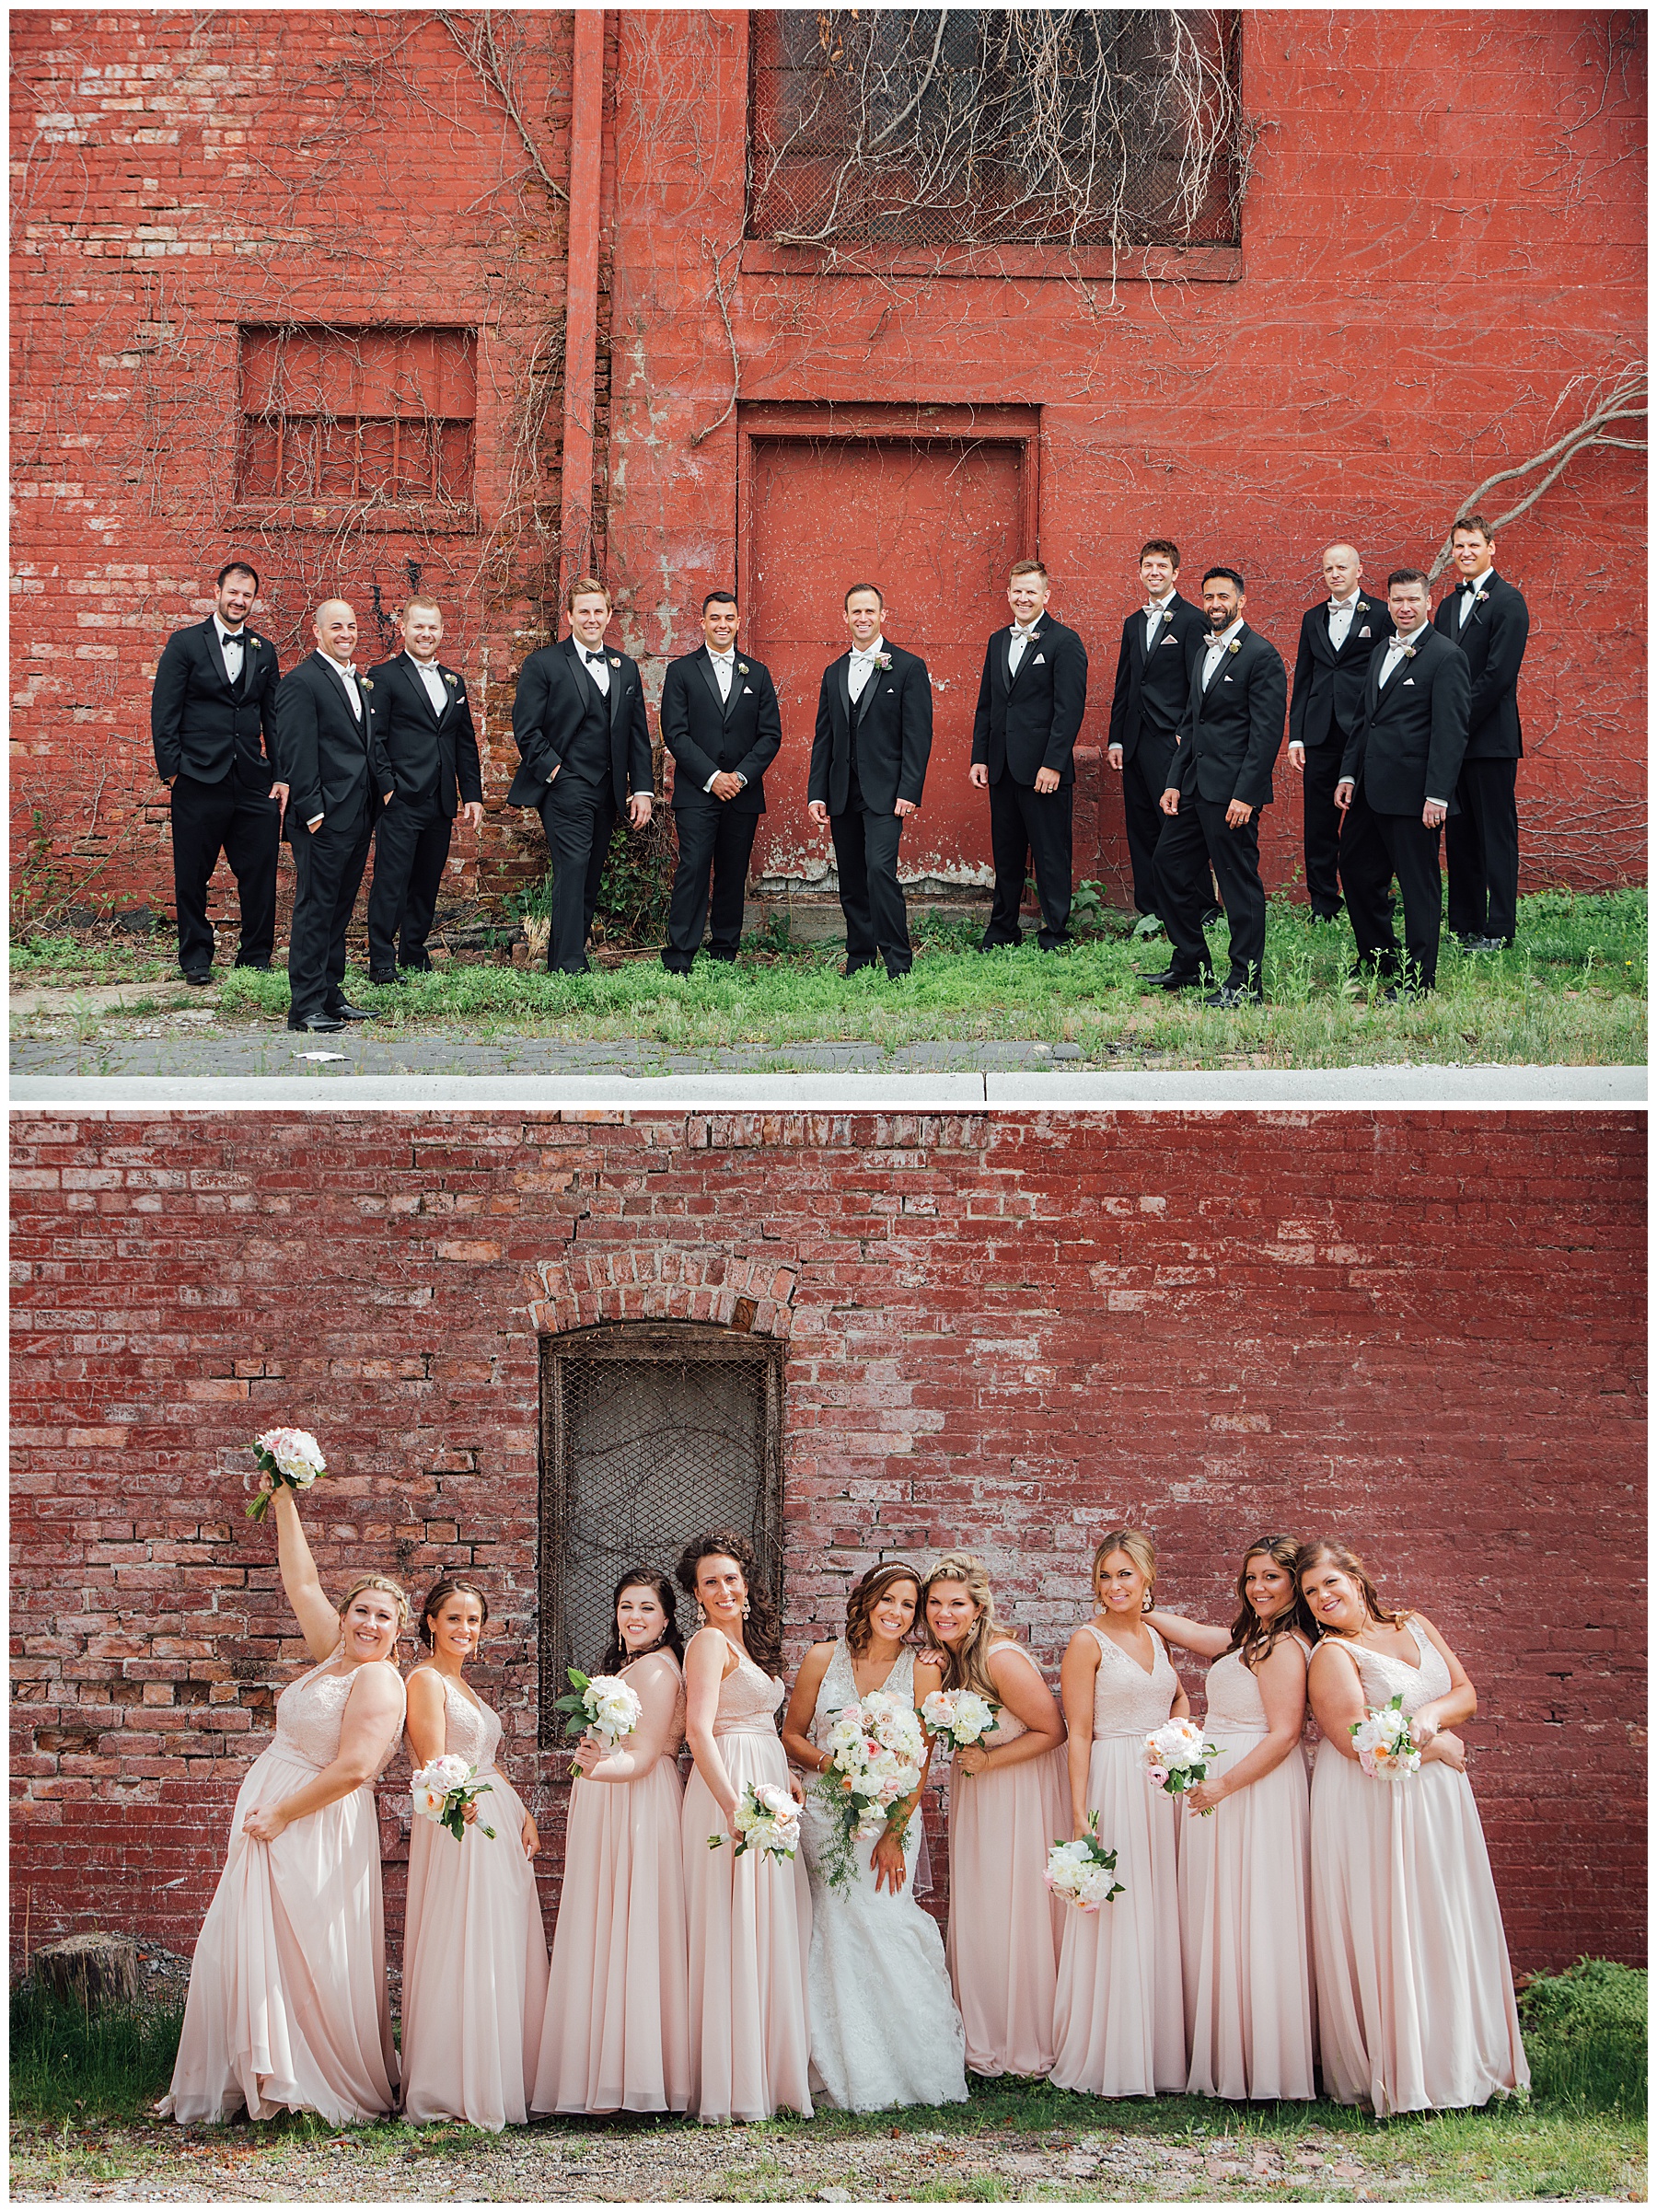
left=808, top=644, right=933, bottom=816
left=1340, top=627, right=1471, bottom=816
left=1288, top=595, right=1395, bottom=749
left=970, top=615, right=1088, bottom=785
left=1107, top=593, right=1208, bottom=762
left=507, top=636, right=652, bottom=810
left=1431, top=573, right=1527, bottom=759
left=365, top=654, right=481, bottom=817
left=273, top=652, right=390, bottom=842
left=1172, top=625, right=1287, bottom=809
left=150, top=619, right=281, bottom=786
left=661, top=646, right=782, bottom=816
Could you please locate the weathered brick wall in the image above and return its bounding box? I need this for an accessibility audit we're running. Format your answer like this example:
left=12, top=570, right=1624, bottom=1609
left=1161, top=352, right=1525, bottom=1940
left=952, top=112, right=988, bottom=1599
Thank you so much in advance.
left=10, top=1111, right=1645, bottom=1976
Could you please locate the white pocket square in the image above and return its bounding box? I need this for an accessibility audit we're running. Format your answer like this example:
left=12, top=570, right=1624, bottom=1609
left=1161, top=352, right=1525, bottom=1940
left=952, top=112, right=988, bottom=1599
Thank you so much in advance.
left=1402, top=677, right=1416, bottom=686
left=1034, top=653, right=1047, bottom=664
left=1222, top=675, right=1233, bottom=684
left=1358, top=625, right=1372, bottom=638
left=742, top=684, right=753, bottom=694
left=1160, top=635, right=1179, bottom=645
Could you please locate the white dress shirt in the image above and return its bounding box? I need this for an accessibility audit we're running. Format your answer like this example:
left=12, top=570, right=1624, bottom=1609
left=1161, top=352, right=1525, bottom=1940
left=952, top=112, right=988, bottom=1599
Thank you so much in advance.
left=1327, top=590, right=1362, bottom=652
left=1007, top=621, right=1040, bottom=677
left=1200, top=616, right=1246, bottom=686
left=326, top=656, right=362, bottom=720
left=217, top=626, right=245, bottom=683
left=708, top=646, right=736, bottom=701
left=1143, top=590, right=1177, bottom=654
left=407, top=652, right=447, bottom=716
left=1458, top=565, right=1494, bottom=627
left=848, top=636, right=886, bottom=705
left=577, top=643, right=610, bottom=696
left=1377, top=628, right=1447, bottom=805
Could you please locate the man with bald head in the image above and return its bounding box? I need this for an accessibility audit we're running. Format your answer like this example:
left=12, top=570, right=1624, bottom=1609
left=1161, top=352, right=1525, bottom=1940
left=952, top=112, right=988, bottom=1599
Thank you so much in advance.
left=1288, top=543, right=1393, bottom=921
left=274, top=597, right=394, bottom=1032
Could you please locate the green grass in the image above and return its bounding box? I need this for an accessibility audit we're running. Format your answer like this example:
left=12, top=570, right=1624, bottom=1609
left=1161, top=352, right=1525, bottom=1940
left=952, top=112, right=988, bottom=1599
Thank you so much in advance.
left=1517, top=1957, right=1647, bottom=2116
left=9, top=1983, right=185, bottom=2125
left=9, top=932, right=170, bottom=985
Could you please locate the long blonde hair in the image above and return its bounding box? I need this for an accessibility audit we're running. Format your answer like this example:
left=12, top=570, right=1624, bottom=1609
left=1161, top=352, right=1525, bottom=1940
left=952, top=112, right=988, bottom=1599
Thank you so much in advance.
left=337, top=1572, right=411, bottom=1638
left=920, top=1553, right=1007, bottom=1700
left=1091, top=1527, right=1156, bottom=1609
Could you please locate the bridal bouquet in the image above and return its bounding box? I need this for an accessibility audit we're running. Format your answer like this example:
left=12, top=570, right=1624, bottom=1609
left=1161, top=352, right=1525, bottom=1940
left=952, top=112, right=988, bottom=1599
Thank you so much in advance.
left=1351, top=1692, right=1422, bottom=1781
left=708, top=1779, right=801, bottom=1862
left=920, top=1686, right=1000, bottom=1760
left=816, top=1689, right=926, bottom=1893
left=1044, top=1813, right=1125, bottom=1913
left=246, top=1427, right=326, bottom=1521
left=411, top=1753, right=496, bottom=1841
left=552, top=1668, right=643, bottom=1778
left=1142, top=1717, right=1220, bottom=1810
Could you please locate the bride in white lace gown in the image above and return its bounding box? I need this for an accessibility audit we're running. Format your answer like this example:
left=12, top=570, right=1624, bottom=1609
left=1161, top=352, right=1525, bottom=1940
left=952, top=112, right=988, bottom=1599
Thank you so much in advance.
left=781, top=1564, right=968, bottom=2114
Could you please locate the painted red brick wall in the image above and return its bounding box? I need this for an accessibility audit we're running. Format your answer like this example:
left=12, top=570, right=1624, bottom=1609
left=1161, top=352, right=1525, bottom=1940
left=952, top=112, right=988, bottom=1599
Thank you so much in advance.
left=10, top=12, right=1645, bottom=918
left=10, top=1111, right=1645, bottom=1977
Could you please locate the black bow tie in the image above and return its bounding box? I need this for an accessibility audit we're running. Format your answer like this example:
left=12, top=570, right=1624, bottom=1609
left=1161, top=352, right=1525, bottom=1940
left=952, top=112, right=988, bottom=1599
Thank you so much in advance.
left=1459, top=579, right=1479, bottom=594
left=582, top=650, right=608, bottom=665
left=220, top=631, right=243, bottom=648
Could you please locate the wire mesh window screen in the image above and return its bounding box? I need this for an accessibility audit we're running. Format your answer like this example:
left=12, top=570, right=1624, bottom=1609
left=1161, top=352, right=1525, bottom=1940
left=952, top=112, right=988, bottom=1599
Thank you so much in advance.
left=748, top=9, right=1243, bottom=251
left=539, top=1324, right=783, bottom=1742
left=238, top=326, right=477, bottom=507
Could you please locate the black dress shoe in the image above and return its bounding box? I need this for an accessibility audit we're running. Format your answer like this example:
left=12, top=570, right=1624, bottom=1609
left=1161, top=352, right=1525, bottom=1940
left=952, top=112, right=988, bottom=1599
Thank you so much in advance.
left=234, top=957, right=272, bottom=971
left=1202, top=982, right=1264, bottom=1008
left=1140, top=967, right=1210, bottom=991
left=328, top=999, right=377, bottom=1021
left=1199, top=904, right=1224, bottom=927
left=367, top=968, right=402, bottom=986
left=287, top=1011, right=345, bottom=1033
left=181, top=968, right=214, bottom=987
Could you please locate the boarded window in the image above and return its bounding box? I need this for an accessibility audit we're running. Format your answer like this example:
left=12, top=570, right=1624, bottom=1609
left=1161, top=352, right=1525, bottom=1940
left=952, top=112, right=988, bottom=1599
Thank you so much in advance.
left=538, top=1323, right=784, bottom=1742
left=748, top=8, right=1242, bottom=251
left=237, top=326, right=476, bottom=507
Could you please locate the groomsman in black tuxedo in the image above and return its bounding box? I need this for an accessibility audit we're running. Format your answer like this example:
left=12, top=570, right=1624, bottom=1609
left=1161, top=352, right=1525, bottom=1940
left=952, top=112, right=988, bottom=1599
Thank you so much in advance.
left=150, top=559, right=284, bottom=982
left=1287, top=544, right=1394, bottom=922
left=1147, top=567, right=1287, bottom=1006
left=659, top=589, right=782, bottom=974
left=1431, top=514, right=1529, bottom=948
left=969, top=558, right=1088, bottom=951
left=1107, top=539, right=1208, bottom=925
left=807, top=584, right=933, bottom=978
left=1336, top=569, right=1472, bottom=995
left=275, top=599, right=394, bottom=1033
left=507, top=574, right=654, bottom=975
left=363, top=596, right=482, bottom=983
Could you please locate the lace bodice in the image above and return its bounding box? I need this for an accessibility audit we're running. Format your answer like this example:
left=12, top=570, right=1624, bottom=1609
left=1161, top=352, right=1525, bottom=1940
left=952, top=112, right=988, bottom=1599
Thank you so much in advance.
left=1205, top=1633, right=1311, bottom=1733
left=1339, top=1620, right=1450, bottom=1718
left=1086, top=1622, right=1177, bottom=1737
left=710, top=1639, right=786, bottom=1737
left=810, top=1639, right=915, bottom=1744
left=622, top=1648, right=687, bottom=1757
left=404, top=1667, right=503, bottom=1774
left=272, top=1656, right=405, bottom=1778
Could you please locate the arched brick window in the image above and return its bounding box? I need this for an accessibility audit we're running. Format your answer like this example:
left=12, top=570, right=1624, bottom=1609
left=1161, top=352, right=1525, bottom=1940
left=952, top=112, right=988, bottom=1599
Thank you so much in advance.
left=538, top=1321, right=784, bottom=1741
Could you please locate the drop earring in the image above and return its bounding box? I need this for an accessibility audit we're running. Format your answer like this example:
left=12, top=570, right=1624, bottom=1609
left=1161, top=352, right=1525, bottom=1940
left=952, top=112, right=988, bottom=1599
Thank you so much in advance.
left=695, top=1601, right=706, bottom=1629
left=740, top=1597, right=751, bottom=1619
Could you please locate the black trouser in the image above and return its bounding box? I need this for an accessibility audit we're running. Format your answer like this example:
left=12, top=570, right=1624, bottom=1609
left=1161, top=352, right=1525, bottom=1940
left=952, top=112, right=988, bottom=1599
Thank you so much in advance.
left=983, top=775, right=1072, bottom=950
left=366, top=790, right=452, bottom=973
left=1340, top=783, right=1444, bottom=990
left=538, top=772, right=617, bottom=974
left=1119, top=736, right=1175, bottom=915
left=286, top=805, right=374, bottom=1020
left=829, top=756, right=910, bottom=975
left=1446, top=756, right=1519, bottom=942
left=1300, top=735, right=1351, bottom=919
left=1153, top=793, right=1267, bottom=990
left=663, top=803, right=759, bottom=971
left=169, top=763, right=280, bottom=972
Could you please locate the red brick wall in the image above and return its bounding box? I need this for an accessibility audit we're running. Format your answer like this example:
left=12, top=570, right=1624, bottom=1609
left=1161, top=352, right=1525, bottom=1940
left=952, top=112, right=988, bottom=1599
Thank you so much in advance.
left=10, top=1111, right=1645, bottom=1976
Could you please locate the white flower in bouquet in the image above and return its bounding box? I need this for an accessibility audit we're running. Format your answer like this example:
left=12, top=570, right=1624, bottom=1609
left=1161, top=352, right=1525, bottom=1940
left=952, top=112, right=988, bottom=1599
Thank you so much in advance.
left=1142, top=1717, right=1221, bottom=1808
left=552, top=1667, right=643, bottom=1777
left=410, top=1754, right=496, bottom=1841
left=710, top=1779, right=802, bottom=1861
left=920, top=1686, right=1001, bottom=1758
left=1350, top=1692, right=1422, bottom=1781
left=1043, top=1813, right=1124, bottom=1913
left=246, top=1427, right=327, bottom=1521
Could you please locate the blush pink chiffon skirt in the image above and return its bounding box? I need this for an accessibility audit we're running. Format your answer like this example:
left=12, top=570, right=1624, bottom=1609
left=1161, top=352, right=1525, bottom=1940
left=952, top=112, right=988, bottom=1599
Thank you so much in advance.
left=945, top=1743, right=1068, bottom=2077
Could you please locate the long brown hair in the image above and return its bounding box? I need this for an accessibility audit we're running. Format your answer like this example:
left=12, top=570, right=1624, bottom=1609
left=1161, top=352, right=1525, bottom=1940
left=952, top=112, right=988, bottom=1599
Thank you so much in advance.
left=415, top=1573, right=488, bottom=1650
left=673, top=1529, right=784, bottom=1676
left=1293, top=1536, right=1410, bottom=1638
left=920, top=1554, right=1006, bottom=1700
left=843, top=1562, right=923, bottom=1658
left=1223, top=1535, right=1315, bottom=1665
left=594, top=1566, right=684, bottom=1677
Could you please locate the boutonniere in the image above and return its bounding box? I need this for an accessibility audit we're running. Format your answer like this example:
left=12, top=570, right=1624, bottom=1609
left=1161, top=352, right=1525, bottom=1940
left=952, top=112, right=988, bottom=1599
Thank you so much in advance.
left=738, top=661, right=749, bottom=675
left=1355, top=601, right=1370, bottom=613
left=445, top=672, right=458, bottom=687
left=1473, top=589, right=1489, bottom=606
left=875, top=653, right=892, bottom=670
left=1227, top=638, right=1241, bottom=654
left=1401, top=641, right=1419, bottom=659
left=608, top=655, right=620, bottom=668
left=1161, top=609, right=1174, bottom=624
left=248, top=633, right=263, bottom=647
left=361, top=677, right=375, bottom=691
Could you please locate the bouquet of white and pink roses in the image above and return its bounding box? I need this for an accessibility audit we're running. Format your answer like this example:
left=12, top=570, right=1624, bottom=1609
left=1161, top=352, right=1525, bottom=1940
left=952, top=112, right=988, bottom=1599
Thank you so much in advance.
left=708, top=1779, right=801, bottom=1862
left=411, top=1753, right=497, bottom=1841
left=1044, top=1813, right=1125, bottom=1913
left=246, top=1427, right=327, bottom=1521
left=816, top=1689, right=926, bottom=1893
left=551, top=1668, right=643, bottom=1778
left=1142, top=1717, right=1220, bottom=1810
left=920, top=1686, right=1000, bottom=1761
left=1351, top=1692, right=1421, bottom=1781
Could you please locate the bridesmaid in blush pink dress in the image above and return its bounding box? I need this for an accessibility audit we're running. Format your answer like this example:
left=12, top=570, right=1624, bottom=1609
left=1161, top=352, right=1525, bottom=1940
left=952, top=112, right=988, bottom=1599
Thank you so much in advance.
left=677, top=1529, right=812, bottom=2123
left=921, top=1554, right=1068, bottom=2079
left=534, top=1568, right=691, bottom=2115
left=161, top=1484, right=407, bottom=2125
left=1049, top=1528, right=1188, bottom=2099
left=1299, top=1537, right=1530, bottom=2115
left=400, top=1574, right=550, bottom=2129
left=1146, top=1532, right=1316, bottom=2101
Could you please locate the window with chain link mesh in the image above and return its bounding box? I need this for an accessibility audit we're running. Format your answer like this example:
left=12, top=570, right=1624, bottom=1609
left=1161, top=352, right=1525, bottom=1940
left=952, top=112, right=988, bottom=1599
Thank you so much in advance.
left=538, top=1323, right=784, bottom=1741
left=748, top=9, right=1243, bottom=252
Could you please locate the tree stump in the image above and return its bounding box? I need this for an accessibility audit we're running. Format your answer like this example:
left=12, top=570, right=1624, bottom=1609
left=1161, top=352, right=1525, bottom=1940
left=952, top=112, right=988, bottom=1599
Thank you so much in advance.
left=32, top=1932, right=141, bottom=2013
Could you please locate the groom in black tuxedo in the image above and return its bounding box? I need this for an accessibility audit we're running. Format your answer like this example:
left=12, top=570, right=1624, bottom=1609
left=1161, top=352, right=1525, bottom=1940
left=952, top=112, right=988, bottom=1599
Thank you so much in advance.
left=807, top=584, right=933, bottom=978
left=507, top=574, right=654, bottom=974
left=364, top=595, right=482, bottom=982
left=969, top=558, right=1089, bottom=951
left=1431, top=514, right=1529, bottom=948
left=1287, top=543, right=1394, bottom=921
left=659, top=589, right=782, bottom=974
left=149, top=558, right=284, bottom=982
left=1148, top=567, right=1287, bottom=1005
left=1337, top=568, right=1471, bottom=994
left=274, top=598, right=394, bottom=1032
left=1107, top=538, right=1209, bottom=924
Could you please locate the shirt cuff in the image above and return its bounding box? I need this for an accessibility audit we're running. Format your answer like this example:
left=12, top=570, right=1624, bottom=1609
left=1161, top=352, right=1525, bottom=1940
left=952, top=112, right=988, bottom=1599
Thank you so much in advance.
left=703, top=772, right=718, bottom=793
left=1426, top=796, right=1448, bottom=807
